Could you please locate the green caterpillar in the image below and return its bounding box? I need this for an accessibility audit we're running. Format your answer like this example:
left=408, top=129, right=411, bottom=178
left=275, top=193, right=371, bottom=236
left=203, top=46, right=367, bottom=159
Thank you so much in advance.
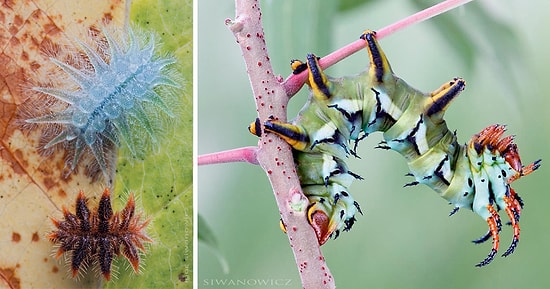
left=250, top=30, right=540, bottom=267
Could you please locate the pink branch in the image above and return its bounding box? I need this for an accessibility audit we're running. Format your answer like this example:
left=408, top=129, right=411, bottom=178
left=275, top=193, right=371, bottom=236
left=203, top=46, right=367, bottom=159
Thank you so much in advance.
left=283, top=0, right=475, bottom=96
left=198, top=147, right=259, bottom=166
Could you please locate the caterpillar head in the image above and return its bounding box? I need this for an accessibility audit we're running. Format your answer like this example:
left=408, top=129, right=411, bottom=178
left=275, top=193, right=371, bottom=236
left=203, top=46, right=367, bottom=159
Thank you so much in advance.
left=307, top=205, right=333, bottom=245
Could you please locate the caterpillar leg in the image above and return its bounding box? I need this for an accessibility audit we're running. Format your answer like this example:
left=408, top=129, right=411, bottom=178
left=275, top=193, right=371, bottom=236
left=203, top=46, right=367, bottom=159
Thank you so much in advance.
left=290, top=59, right=308, bottom=75
left=256, top=114, right=351, bottom=158
left=264, top=119, right=310, bottom=151
left=291, top=54, right=332, bottom=100
left=359, top=30, right=393, bottom=83
left=426, top=78, right=466, bottom=118
left=248, top=116, right=310, bottom=151
left=248, top=117, right=262, bottom=137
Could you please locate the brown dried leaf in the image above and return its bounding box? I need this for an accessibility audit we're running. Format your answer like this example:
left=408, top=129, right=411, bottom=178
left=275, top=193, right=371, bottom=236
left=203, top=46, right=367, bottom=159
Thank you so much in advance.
left=0, top=1, right=127, bottom=288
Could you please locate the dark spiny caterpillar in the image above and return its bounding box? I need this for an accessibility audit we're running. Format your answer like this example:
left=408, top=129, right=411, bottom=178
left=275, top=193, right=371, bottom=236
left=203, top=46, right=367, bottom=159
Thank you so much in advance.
left=48, top=188, right=152, bottom=280
left=249, top=30, right=540, bottom=266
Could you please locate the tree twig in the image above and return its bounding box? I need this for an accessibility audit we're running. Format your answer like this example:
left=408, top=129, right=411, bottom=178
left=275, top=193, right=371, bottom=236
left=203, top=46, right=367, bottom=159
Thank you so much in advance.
left=226, top=1, right=335, bottom=288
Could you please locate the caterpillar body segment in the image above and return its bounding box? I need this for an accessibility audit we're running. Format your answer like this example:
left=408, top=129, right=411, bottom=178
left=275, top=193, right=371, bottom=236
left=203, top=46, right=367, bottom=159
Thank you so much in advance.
left=252, top=30, right=540, bottom=265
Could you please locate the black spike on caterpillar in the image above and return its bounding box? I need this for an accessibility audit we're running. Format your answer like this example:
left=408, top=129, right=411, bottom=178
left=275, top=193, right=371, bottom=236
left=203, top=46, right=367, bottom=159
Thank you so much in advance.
left=249, top=30, right=540, bottom=266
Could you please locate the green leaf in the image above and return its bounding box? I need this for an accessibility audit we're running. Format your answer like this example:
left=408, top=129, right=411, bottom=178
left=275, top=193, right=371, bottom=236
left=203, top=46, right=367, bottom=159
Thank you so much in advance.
left=199, top=215, right=230, bottom=274
left=106, top=0, right=193, bottom=288
left=198, top=214, right=218, bottom=248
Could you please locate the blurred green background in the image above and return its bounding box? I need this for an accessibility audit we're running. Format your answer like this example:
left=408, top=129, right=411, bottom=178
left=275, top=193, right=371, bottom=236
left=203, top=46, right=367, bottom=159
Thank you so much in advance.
left=198, top=1, right=549, bottom=288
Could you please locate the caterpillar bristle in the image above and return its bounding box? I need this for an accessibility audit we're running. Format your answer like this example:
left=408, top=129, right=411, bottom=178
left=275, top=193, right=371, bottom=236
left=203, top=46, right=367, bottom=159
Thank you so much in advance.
left=448, top=207, right=460, bottom=216
left=403, top=181, right=419, bottom=187
left=374, top=141, right=391, bottom=150
left=472, top=231, right=491, bottom=244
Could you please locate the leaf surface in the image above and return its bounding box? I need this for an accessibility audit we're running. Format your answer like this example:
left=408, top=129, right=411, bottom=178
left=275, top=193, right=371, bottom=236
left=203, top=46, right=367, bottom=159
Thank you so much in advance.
left=0, top=0, right=192, bottom=288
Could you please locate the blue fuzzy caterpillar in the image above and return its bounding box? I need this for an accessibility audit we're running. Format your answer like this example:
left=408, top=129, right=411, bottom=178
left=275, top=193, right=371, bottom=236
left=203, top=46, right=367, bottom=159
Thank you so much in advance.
left=26, top=27, right=180, bottom=181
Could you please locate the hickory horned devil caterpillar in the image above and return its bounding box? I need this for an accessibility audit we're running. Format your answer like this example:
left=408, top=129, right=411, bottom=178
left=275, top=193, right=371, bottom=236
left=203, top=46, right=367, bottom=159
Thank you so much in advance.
left=250, top=30, right=541, bottom=267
